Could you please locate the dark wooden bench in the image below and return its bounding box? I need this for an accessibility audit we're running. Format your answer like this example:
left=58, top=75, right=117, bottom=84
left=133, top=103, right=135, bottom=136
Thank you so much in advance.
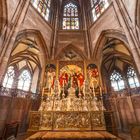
left=2, top=122, right=19, bottom=140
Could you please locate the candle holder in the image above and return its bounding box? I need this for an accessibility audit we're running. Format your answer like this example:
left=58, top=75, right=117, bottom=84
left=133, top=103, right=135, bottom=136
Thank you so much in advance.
left=54, top=79, right=60, bottom=96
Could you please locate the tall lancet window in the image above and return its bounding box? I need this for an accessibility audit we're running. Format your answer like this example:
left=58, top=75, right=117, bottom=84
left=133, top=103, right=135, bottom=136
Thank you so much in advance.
left=31, top=0, right=51, bottom=21
left=62, top=2, right=79, bottom=30
left=2, top=66, right=15, bottom=88
left=110, top=70, right=125, bottom=91
left=127, top=66, right=140, bottom=88
left=17, top=70, right=31, bottom=91
left=90, top=0, right=109, bottom=22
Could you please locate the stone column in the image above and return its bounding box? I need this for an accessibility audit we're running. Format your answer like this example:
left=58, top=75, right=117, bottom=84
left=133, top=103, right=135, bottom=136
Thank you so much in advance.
left=51, top=1, right=59, bottom=59
left=81, top=0, right=91, bottom=59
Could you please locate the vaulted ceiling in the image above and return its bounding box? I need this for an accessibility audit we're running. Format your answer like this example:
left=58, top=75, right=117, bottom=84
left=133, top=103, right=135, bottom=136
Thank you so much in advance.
left=102, top=38, right=132, bottom=73
left=9, top=38, right=41, bottom=73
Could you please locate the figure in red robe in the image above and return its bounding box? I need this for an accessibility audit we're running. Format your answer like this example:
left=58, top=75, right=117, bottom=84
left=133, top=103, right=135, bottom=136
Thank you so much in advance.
left=59, top=72, right=69, bottom=87
left=78, top=73, right=84, bottom=86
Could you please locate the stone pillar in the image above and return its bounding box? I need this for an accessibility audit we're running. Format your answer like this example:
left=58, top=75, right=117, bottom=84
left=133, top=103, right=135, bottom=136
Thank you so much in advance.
left=51, top=1, right=59, bottom=59
left=84, top=61, right=87, bottom=80
left=81, top=0, right=91, bottom=59
left=126, top=96, right=138, bottom=123
left=39, top=66, right=46, bottom=95
left=56, top=60, right=59, bottom=79
left=112, top=98, right=122, bottom=131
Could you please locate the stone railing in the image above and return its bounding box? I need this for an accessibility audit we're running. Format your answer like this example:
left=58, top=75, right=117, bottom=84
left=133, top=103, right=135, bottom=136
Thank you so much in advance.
left=101, top=88, right=140, bottom=111
left=107, top=87, right=140, bottom=98
left=0, top=85, right=41, bottom=100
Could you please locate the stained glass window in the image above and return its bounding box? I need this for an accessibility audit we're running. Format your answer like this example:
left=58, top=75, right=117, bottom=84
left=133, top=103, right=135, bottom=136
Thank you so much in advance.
left=3, top=66, right=15, bottom=88
left=127, top=66, right=140, bottom=88
left=62, top=2, right=79, bottom=30
left=110, top=70, right=125, bottom=91
left=17, top=70, right=31, bottom=91
left=90, top=0, right=109, bottom=21
left=31, top=0, right=51, bottom=21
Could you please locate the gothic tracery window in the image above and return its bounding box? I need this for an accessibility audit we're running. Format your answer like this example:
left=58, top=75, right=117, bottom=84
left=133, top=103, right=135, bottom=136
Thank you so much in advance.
left=31, top=0, right=51, bottom=21
left=90, top=0, right=109, bottom=22
left=17, top=70, right=31, bottom=91
left=110, top=70, right=125, bottom=91
left=127, top=66, right=140, bottom=88
left=62, top=2, right=79, bottom=30
left=2, top=66, right=15, bottom=88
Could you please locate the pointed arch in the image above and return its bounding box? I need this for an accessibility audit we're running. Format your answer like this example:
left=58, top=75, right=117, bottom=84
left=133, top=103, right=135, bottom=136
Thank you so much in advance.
left=93, top=29, right=130, bottom=62
left=7, top=29, right=49, bottom=93
left=15, top=29, right=49, bottom=61
left=56, top=44, right=87, bottom=60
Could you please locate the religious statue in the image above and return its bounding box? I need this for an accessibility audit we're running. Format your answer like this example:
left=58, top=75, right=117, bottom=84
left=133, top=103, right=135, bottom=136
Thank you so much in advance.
left=45, top=64, right=56, bottom=91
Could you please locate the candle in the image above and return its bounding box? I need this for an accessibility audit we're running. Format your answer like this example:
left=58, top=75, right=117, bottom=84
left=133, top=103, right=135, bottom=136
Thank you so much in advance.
left=84, top=61, right=87, bottom=79
left=56, top=61, right=59, bottom=79
left=83, top=80, right=86, bottom=96
left=63, top=80, right=65, bottom=87
left=78, top=80, right=80, bottom=89
left=100, top=86, right=102, bottom=96
left=92, top=83, right=95, bottom=97
left=93, top=91, right=95, bottom=97
left=71, top=77, right=73, bottom=87
left=92, top=82, right=94, bottom=91
left=42, top=87, right=45, bottom=95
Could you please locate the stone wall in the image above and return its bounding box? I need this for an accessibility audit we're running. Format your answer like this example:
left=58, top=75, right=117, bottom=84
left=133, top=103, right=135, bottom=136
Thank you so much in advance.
left=89, top=4, right=122, bottom=57
left=105, top=94, right=140, bottom=132
left=56, top=30, right=87, bottom=58
left=0, top=96, right=39, bottom=137
left=20, top=4, right=54, bottom=56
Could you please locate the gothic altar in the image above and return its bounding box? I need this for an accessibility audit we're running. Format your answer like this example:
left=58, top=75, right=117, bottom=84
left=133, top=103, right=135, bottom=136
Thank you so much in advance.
left=28, top=62, right=106, bottom=131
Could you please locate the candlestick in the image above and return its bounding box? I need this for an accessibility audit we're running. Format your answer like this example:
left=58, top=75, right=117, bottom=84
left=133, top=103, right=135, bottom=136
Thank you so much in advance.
left=84, top=61, right=87, bottom=79
left=56, top=61, right=59, bottom=79
left=100, top=86, right=102, bottom=96
left=83, top=80, right=86, bottom=96
left=63, top=80, right=65, bottom=88
left=42, top=87, right=45, bottom=95
left=71, top=77, right=73, bottom=88
left=92, top=83, right=95, bottom=97
left=78, top=80, right=80, bottom=89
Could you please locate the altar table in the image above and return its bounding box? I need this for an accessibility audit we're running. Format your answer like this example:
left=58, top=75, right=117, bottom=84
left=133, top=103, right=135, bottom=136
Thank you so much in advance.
left=26, top=131, right=117, bottom=140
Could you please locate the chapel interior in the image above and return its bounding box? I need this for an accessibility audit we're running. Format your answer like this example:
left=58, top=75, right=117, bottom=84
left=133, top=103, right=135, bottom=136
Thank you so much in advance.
left=0, top=0, right=140, bottom=140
